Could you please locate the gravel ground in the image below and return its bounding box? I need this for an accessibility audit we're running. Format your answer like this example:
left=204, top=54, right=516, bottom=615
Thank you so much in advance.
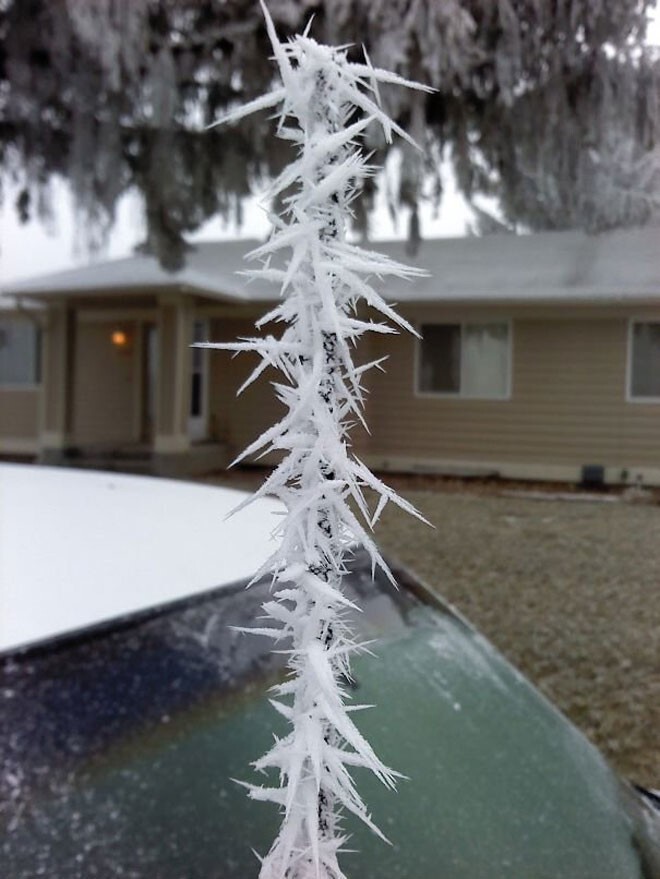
left=203, top=470, right=660, bottom=788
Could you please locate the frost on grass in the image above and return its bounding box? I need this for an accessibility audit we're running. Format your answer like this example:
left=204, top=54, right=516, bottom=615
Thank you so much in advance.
left=198, top=4, right=431, bottom=877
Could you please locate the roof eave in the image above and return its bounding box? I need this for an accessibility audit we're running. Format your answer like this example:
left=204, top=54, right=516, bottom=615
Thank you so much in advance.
left=10, top=280, right=247, bottom=305
left=398, top=287, right=660, bottom=308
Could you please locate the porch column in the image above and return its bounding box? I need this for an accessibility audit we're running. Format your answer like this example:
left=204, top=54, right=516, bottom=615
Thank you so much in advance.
left=153, top=294, right=193, bottom=472
left=39, top=303, right=75, bottom=463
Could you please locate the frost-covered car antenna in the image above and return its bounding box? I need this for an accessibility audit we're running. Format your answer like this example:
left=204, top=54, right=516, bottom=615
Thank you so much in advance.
left=199, top=3, right=432, bottom=877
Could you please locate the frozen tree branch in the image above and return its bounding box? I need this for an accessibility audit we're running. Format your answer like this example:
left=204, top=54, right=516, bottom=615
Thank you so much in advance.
left=4, top=1, right=659, bottom=268
left=197, top=4, right=431, bottom=876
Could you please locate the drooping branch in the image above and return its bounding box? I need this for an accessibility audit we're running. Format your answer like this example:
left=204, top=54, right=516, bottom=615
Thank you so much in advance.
left=2, top=0, right=659, bottom=268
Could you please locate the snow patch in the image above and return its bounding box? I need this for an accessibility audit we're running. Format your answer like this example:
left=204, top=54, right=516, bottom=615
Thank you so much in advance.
left=0, top=464, right=282, bottom=652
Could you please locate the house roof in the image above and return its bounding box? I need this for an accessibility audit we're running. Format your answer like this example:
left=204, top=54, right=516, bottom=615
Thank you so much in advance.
left=3, top=226, right=660, bottom=307
left=2, top=239, right=265, bottom=304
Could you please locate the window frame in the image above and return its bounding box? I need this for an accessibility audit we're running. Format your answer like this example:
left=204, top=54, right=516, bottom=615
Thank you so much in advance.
left=414, top=319, right=513, bottom=401
left=0, top=316, right=41, bottom=391
left=626, top=318, right=660, bottom=404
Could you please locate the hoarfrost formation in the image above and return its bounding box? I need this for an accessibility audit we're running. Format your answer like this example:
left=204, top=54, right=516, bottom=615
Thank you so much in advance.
left=199, top=4, right=430, bottom=877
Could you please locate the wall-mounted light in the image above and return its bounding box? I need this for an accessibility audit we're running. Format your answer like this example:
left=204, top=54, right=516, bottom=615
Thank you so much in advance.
left=111, top=329, right=128, bottom=348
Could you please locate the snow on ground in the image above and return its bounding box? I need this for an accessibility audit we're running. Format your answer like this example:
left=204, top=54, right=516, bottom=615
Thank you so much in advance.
left=0, top=464, right=282, bottom=652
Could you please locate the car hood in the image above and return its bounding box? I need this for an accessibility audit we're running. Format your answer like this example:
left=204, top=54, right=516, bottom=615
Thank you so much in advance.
left=2, top=551, right=659, bottom=878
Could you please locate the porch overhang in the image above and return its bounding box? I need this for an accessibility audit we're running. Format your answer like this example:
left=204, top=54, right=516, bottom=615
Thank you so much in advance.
left=30, top=289, right=233, bottom=473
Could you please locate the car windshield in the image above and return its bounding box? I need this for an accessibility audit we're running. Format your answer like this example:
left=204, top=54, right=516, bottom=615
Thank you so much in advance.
left=2, top=550, right=659, bottom=879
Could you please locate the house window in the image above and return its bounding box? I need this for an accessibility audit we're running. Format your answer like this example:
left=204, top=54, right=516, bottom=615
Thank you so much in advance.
left=0, top=318, right=40, bottom=386
left=629, top=321, right=660, bottom=400
left=417, top=322, right=510, bottom=399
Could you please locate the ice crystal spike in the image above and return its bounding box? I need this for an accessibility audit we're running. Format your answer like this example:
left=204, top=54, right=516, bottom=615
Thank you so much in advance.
left=199, top=4, right=430, bottom=877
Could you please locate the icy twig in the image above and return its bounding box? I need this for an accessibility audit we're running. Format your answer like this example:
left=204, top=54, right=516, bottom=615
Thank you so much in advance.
left=199, top=3, right=429, bottom=877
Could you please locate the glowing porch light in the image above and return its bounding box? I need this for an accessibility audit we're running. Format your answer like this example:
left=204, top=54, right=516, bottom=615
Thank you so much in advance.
left=111, top=330, right=128, bottom=348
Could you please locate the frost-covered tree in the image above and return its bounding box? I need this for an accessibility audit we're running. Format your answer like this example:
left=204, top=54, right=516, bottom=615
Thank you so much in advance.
left=197, top=5, right=428, bottom=876
left=2, top=0, right=660, bottom=268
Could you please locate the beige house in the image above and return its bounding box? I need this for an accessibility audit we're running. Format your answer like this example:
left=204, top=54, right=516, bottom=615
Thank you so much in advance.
left=2, top=228, right=660, bottom=485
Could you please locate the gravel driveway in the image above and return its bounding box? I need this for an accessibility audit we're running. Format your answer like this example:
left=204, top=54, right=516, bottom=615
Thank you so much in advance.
left=203, top=471, right=660, bottom=788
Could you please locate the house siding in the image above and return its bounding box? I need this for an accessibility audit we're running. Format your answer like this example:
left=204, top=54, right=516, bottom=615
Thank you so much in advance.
left=4, top=296, right=660, bottom=484
left=208, top=317, right=372, bottom=462
left=0, top=389, right=40, bottom=453
left=365, top=307, right=660, bottom=480
left=209, top=318, right=285, bottom=457
left=72, top=320, right=140, bottom=446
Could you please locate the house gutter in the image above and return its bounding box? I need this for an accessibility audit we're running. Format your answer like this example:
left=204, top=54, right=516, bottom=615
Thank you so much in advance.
left=7, top=280, right=246, bottom=306
left=397, top=286, right=660, bottom=308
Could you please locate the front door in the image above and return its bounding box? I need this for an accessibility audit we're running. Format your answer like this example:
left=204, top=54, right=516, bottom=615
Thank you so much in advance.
left=188, top=319, right=209, bottom=442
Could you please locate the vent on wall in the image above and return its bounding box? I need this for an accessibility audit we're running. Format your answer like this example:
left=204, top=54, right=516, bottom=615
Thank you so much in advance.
left=581, top=464, right=605, bottom=488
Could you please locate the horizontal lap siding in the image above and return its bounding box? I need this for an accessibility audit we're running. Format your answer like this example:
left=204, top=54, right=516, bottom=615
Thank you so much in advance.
left=0, top=389, right=39, bottom=446
left=209, top=318, right=284, bottom=459
left=366, top=313, right=660, bottom=470
left=72, top=321, right=139, bottom=445
left=209, top=318, right=371, bottom=460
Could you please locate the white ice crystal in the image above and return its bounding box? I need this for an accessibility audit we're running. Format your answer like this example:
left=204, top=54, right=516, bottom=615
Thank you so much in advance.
left=198, top=4, right=432, bottom=877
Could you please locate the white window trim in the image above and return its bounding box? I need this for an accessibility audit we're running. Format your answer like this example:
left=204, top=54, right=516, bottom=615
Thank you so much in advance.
left=626, top=318, right=660, bottom=404
left=414, top=319, right=513, bottom=401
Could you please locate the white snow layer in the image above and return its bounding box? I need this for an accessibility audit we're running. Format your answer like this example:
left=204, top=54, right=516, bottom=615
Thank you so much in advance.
left=0, top=464, right=282, bottom=652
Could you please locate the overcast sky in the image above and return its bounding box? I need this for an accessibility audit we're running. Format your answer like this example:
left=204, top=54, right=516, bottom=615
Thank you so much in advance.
left=2, top=10, right=659, bottom=286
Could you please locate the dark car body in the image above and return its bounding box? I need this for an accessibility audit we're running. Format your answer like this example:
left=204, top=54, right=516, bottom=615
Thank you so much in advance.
left=2, top=551, right=659, bottom=878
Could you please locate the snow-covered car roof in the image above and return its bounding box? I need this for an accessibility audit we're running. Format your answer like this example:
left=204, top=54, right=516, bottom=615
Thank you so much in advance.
left=0, top=464, right=281, bottom=652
